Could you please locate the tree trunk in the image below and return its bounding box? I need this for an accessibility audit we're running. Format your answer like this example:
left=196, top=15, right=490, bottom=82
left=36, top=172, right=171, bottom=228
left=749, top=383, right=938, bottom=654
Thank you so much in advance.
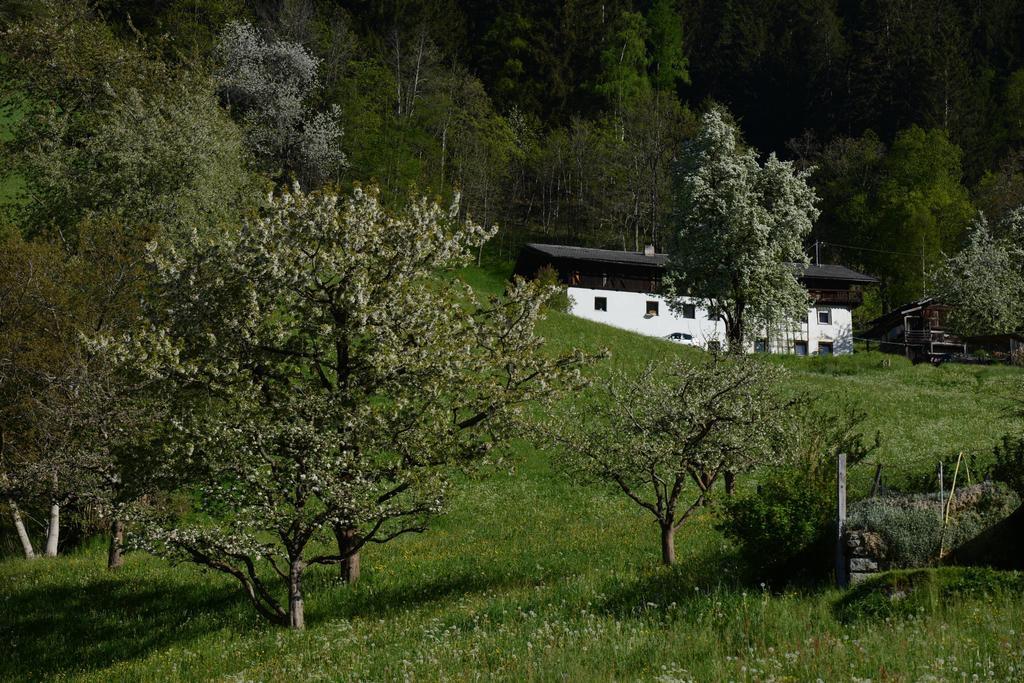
left=45, top=502, right=59, bottom=557
left=333, top=526, right=360, bottom=584
left=107, top=518, right=125, bottom=570
left=724, top=471, right=736, bottom=496
left=728, top=300, right=746, bottom=354
left=660, top=524, right=675, bottom=565
left=9, top=499, right=35, bottom=559
left=288, top=559, right=305, bottom=630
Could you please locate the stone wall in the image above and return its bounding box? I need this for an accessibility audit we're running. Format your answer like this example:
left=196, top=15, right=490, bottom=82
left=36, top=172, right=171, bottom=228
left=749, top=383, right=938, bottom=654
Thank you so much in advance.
left=845, top=530, right=884, bottom=584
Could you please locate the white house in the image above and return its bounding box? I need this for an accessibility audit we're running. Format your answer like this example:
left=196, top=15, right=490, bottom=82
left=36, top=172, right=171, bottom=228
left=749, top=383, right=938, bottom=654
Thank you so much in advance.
left=514, top=243, right=878, bottom=355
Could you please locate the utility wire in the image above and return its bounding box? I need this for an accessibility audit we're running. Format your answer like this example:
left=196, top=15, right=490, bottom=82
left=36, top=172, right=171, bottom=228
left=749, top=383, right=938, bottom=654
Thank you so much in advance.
left=819, top=240, right=919, bottom=257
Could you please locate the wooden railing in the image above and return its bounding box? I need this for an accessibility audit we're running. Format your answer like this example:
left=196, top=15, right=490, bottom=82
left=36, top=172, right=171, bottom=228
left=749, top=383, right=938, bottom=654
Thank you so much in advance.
left=905, top=329, right=960, bottom=346
left=809, top=289, right=863, bottom=306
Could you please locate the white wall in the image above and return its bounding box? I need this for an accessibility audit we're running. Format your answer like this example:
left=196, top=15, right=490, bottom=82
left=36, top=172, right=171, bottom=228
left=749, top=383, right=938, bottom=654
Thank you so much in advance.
left=568, top=287, right=725, bottom=347
left=567, top=286, right=855, bottom=355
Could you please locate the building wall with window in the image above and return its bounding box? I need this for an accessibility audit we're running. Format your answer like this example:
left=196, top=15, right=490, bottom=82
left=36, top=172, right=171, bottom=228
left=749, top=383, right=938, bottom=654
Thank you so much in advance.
left=568, top=287, right=726, bottom=344
left=567, top=287, right=854, bottom=354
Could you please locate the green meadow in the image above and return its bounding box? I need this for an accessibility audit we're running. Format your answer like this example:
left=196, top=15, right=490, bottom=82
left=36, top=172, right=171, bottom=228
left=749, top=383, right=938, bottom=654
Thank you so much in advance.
left=3, top=263, right=1023, bottom=682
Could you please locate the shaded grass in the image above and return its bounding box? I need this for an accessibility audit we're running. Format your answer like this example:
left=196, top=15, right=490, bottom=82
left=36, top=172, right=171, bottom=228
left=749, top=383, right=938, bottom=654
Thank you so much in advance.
left=2, top=262, right=1023, bottom=681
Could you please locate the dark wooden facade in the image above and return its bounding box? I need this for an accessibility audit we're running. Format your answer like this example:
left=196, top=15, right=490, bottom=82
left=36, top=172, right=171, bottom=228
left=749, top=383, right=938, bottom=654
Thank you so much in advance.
left=514, top=243, right=875, bottom=303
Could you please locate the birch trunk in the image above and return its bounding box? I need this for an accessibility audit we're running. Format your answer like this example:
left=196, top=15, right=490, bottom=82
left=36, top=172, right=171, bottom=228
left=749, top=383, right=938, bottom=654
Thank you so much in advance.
left=107, top=518, right=125, bottom=570
left=45, top=502, right=59, bottom=557
left=9, top=499, right=35, bottom=559
left=288, top=560, right=305, bottom=630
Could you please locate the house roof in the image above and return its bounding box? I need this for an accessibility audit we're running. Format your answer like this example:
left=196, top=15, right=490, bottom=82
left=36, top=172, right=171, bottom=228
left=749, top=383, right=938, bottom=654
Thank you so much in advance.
left=798, top=263, right=880, bottom=284
left=864, top=297, right=939, bottom=330
left=522, top=243, right=669, bottom=267
left=521, top=243, right=879, bottom=282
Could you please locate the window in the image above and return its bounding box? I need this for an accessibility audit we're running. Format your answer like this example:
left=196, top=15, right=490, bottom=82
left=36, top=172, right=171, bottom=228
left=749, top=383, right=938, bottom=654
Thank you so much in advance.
left=682, top=303, right=696, bottom=319
left=817, top=308, right=832, bottom=325
left=818, top=342, right=834, bottom=356
left=794, top=341, right=809, bottom=356
left=594, top=296, right=607, bottom=312
left=754, top=338, right=768, bottom=353
left=646, top=300, right=659, bottom=317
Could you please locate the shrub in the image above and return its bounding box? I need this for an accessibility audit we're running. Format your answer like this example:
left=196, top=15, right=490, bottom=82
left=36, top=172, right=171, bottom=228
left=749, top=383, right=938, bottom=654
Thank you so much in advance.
left=718, top=402, right=880, bottom=585
left=719, top=475, right=833, bottom=583
left=989, top=434, right=1024, bottom=496
left=847, top=482, right=1020, bottom=568
left=834, top=566, right=1024, bottom=623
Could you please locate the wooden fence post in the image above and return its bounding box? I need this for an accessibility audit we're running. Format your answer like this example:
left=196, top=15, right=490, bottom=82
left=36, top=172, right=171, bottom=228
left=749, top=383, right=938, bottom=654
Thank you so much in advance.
left=870, top=462, right=883, bottom=497
left=836, top=452, right=848, bottom=588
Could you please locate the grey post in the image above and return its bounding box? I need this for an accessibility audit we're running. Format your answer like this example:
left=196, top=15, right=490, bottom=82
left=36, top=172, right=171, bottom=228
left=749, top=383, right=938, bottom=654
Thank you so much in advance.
left=836, top=452, right=848, bottom=588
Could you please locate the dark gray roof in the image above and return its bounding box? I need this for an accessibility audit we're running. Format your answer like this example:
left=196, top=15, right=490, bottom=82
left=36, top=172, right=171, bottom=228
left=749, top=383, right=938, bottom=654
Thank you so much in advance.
left=798, top=263, right=880, bottom=283
left=523, top=243, right=879, bottom=283
left=864, top=297, right=938, bottom=331
left=523, top=243, right=669, bottom=267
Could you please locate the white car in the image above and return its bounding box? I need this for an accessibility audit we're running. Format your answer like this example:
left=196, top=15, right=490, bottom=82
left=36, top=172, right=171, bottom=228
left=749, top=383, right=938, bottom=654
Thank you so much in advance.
left=665, top=332, right=695, bottom=345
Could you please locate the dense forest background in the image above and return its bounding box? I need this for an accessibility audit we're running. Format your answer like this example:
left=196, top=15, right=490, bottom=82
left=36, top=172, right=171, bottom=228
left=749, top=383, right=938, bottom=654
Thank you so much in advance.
left=5, top=0, right=1024, bottom=311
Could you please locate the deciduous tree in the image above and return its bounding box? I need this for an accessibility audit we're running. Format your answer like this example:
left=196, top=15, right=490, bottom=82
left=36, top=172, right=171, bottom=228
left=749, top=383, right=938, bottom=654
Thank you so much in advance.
left=934, top=212, right=1024, bottom=337
left=666, top=109, right=817, bottom=351
left=545, top=356, right=794, bottom=565
left=117, top=185, right=593, bottom=628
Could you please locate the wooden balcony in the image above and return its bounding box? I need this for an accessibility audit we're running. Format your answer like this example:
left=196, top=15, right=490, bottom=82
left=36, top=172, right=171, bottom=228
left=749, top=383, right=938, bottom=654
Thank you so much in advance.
left=905, top=329, right=961, bottom=347
left=809, top=289, right=863, bottom=306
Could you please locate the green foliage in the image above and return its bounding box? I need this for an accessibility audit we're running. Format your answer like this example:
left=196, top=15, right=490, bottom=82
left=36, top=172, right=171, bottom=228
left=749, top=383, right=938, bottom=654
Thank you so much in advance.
left=720, top=402, right=879, bottom=584
left=934, top=214, right=1024, bottom=336
left=719, top=475, right=833, bottom=583
left=594, top=11, right=651, bottom=111
left=813, top=126, right=973, bottom=308
left=989, top=433, right=1024, bottom=496
left=532, top=264, right=569, bottom=313
left=645, top=0, right=688, bottom=92
left=835, top=567, right=1024, bottom=624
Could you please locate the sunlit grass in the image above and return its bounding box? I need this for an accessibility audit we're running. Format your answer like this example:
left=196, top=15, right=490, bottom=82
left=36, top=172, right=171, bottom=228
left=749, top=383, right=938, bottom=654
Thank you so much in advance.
left=2, top=262, right=1023, bottom=681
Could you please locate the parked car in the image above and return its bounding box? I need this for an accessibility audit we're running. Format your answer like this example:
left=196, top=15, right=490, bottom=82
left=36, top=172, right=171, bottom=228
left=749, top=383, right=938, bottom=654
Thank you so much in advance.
left=666, top=332, right=695, bottom=345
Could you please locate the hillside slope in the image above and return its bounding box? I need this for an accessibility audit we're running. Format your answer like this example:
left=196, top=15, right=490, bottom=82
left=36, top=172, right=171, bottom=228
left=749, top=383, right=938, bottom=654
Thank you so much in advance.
left=1, top=264, right=1022, bottom=681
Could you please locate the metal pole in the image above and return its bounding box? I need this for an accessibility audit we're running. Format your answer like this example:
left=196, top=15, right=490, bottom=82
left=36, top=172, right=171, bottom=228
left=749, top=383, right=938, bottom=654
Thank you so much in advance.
left=836, top=453, right=848, bottom=588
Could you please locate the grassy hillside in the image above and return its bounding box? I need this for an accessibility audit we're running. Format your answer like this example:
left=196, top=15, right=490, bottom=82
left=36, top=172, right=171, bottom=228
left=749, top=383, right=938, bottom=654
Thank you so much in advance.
left=2, top=263, right=1023, bottom=681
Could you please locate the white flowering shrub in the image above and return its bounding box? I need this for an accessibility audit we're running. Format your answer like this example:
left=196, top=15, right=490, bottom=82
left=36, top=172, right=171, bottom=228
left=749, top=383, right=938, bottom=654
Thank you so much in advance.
left=215, top=21, right=346, bottom=187
left=116, top=185, right=592, bottom=628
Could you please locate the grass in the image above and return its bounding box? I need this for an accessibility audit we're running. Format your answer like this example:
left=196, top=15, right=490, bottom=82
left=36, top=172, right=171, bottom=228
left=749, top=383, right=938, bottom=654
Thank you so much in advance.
left=2, top=261, right=1024, bottom=681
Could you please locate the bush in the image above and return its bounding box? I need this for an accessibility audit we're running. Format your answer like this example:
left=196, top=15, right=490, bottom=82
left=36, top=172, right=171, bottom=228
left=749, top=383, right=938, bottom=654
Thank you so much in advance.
left=718, top=402, right=880, bottom=585
left=847, top=482, right=1020, bottom=568
left=719, top=475, right=833, bottom=584
left=834, top=566, right=1024, bottom=623
left=989, top=434, right=1024, bottom=496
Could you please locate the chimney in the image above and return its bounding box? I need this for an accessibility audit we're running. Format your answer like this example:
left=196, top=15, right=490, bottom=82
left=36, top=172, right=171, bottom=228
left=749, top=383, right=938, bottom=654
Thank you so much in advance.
left=644, top=244, right=656, bottom=257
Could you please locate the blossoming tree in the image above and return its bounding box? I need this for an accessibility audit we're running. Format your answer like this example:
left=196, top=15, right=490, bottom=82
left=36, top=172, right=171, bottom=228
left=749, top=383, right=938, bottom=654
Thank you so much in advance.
left=118, top=186, right=592, bottom=629
left=666, top=109, right=818, bottom=352
left=546, top=356, right=794, bottom=565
